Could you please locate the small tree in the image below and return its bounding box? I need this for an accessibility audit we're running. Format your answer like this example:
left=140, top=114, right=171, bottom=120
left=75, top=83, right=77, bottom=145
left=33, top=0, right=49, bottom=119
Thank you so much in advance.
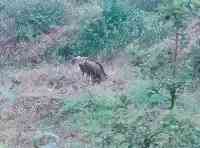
left=155, top=0, right=194, bottom=109
left=136, top=0, right=195, bottom=109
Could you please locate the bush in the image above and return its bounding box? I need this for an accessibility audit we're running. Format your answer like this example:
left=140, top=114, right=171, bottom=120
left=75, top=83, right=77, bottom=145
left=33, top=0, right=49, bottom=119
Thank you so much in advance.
left=127, top=79, right=168, bottom=107
left=59, top=0, right=145, bottom=57
left=44, top=92, right=200, bottom=148
left=134, top=0, right=162, bottom=12
left=1, top=0, right=65, bottom=41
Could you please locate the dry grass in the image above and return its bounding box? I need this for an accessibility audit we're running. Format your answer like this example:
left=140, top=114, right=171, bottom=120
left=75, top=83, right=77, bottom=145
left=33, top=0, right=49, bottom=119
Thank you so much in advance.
left=0, top=53, right=132, bottom=147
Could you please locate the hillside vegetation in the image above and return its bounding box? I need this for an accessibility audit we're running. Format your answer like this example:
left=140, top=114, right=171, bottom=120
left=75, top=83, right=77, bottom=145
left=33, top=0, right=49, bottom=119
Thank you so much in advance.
left=1, top=0, right=200, bottom=148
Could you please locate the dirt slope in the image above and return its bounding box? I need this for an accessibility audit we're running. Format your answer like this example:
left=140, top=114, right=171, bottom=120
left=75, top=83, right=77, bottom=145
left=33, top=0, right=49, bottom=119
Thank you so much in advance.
left=0, top=53, right=133, bottom=147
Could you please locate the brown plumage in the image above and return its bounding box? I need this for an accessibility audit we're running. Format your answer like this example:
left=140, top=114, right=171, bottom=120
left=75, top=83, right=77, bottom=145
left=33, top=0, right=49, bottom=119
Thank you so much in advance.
left=84, top=60, right=107, bottom=83
left=72, top=56, right=107, bottom=83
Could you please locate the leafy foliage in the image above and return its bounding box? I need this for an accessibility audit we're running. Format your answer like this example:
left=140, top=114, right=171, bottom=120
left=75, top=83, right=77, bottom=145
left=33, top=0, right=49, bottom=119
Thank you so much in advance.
left=133, top=0, right=162, bottom=12
left=128, top=79, right=167, bottom=107
left=60, top=0, right=145, bottom=57
left=1, top=0, right=200, bottom=147
left=129, top=0, right=198, bottom=109
left=49, top=92, right=200, bottom=148
left=1, top=0, right=65, bottom=41
left=159, top=0, right=190, bottom=30
left=191, top=41, right=200, bottom=80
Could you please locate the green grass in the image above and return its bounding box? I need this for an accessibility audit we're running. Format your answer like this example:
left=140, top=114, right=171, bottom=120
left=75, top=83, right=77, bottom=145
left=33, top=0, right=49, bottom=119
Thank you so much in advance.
left=36, top=85, right=200, bottom=148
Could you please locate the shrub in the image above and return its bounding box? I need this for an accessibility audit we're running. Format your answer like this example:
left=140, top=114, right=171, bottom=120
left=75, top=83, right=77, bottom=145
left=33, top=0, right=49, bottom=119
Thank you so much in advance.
left=1, top=0, right=65, bottom=41
left=134, top=0, right=162, bottom=12
left=60, top=0, right=145, bottom=57
left=53, top=93, right=200, bottom=148
left=127, top=79, right=168, bottom=107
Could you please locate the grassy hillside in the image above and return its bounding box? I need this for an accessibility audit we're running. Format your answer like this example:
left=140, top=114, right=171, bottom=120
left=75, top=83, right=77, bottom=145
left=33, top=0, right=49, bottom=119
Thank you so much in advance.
left=0, top=0, right=200, bottom=148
